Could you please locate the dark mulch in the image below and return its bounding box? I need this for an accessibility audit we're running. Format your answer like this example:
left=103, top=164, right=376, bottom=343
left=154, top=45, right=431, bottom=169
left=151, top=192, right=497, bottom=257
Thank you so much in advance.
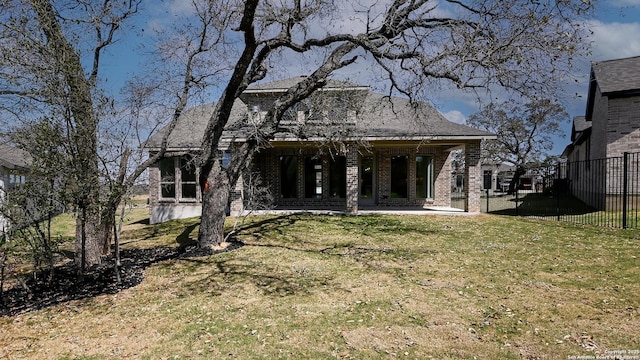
left=0, top=242, right=243, bottom=317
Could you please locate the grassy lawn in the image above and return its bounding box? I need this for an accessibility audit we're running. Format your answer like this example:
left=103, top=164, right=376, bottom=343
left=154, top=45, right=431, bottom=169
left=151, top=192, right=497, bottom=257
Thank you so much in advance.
left=1, top=211, right=639, bottom=359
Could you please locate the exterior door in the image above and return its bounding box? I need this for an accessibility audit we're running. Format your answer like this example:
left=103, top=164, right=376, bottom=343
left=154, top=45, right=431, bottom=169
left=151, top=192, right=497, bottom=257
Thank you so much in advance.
left=359, top=155, right=376, bottom=206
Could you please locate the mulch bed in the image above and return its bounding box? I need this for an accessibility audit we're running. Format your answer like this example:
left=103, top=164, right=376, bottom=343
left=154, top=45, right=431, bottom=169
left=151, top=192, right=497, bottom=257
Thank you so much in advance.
left=0, top=242, right=242, bottom=317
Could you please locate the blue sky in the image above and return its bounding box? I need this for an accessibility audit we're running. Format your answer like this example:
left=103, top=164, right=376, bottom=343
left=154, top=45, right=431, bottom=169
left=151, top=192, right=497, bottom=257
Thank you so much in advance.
left=100, top=0, right=640, bottom=156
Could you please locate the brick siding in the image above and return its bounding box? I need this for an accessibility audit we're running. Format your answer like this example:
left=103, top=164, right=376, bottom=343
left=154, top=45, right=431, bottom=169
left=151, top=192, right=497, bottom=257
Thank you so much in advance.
left=149, top=141, right=485, bottom=221
left=606, top=96, right=640, bottom=157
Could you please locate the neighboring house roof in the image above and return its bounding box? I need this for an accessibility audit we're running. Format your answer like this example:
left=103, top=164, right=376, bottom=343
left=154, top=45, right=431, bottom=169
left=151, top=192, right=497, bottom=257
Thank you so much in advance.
left=0, top=144, right=30, bottom=171
left=146, top=78, right=494, bottom=150
left=572, top=116, right=590, bottom=133
left=564, top=56, right=640, bottom=159
left=591, top=56, right=640, bottom=95
left=481, top=162, right=516, bottom=172
left=586, top=56, right=640, bottom=121
left=570, top=115, right=591, bottom=143
left=563, top=116, right=592, bottom=158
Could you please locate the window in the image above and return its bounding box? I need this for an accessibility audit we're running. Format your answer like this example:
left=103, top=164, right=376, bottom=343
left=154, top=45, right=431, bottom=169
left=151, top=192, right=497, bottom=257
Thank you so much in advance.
left=8, top=173, right=26, bottom=188
left=159, top=157, right=176, bottom=199
left=329, top=156, right=346, bottom=198
left=305, top=157, right=323, bottom=198
left=280, top=156, right=298, bottom=198
left=390, top=155, right=408, bottom=198
left=180, top=156, right=197, bottom=199
left=282, top=101, right=309, bottom=125
left=416, top=156, right=434, bottom=198
left=159, top=156, right=199, bottom=200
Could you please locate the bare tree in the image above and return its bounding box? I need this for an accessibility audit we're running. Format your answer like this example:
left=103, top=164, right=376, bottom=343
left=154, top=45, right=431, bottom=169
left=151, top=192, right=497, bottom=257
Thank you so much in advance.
left=0, top=0, right=146, bottom=270
left=97, top=0, right=233, bottom=274
left=189, top=0, right=593, bottom=248
left=467, top=98, right=567, bottom=193
left=0, top=0, right=232, bottom=272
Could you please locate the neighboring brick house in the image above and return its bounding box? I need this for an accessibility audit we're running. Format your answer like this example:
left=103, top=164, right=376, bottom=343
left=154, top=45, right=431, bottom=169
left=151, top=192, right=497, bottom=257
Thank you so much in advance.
left=0, top=144, right=29, bottom=232
left=145, top=77, right=495, bottom=223
left=562, top=56, right=640, bottom=208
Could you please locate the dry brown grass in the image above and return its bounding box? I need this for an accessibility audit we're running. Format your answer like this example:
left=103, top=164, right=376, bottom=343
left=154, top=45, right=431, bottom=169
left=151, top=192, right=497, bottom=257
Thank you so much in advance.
left=1, top=212, right=639, bottom=359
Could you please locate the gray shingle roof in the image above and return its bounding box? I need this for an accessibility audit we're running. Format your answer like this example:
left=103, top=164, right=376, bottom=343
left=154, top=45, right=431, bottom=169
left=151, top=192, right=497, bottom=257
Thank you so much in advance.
left=146, top=78, right=493, bottom=150
left=145, top=102, right=248, bottom=150
left=355, top=93, right=490, bottom=138
left=0, top=144, right=30, bottom=170
left=592, top=56, right=640, bottom=95
left=244, top=76, right=367, bottom=92
left=573, top=116, right=590, bottom=132
left=570, top=115, right=591, bottom=143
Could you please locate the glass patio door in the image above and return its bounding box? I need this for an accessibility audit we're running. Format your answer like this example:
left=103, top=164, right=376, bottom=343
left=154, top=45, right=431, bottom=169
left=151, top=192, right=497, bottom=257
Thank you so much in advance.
left=359, top=156, right=376, bottom=206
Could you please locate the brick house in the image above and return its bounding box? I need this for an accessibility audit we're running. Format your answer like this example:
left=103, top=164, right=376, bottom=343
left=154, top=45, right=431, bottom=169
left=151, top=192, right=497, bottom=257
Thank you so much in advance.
left=562, top=56, right=640, bottom=208
left=145, top=78, right=495, bottom=223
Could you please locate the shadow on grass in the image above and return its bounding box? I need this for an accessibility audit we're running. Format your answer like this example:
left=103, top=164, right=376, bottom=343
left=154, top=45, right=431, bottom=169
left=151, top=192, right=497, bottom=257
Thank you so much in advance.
left=176, top=223, right=198, bottom=248
left=234, top=212, right=438, bottom=240
left=489, top=193, right=597, bottom=217
left=0, top=239, right=243, bottom=317
left=231, top=213, right=438, bottom=275
left=131, top=218, right=150, bottom=225
left=1, top=213, right=432, bottom=317
left=173, top=255, right=330, bottom=298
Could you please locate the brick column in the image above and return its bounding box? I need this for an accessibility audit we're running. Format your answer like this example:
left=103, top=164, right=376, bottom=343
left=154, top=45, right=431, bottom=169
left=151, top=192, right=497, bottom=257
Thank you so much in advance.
left=464, top=141, right=482, bottom=213
left=148, top=159, right=159, bottom=207
left=229, top=175, right=244, bottom=216
left=346, top=143, right=359, bottom=213
left=433, top=150, right=452, bottom=207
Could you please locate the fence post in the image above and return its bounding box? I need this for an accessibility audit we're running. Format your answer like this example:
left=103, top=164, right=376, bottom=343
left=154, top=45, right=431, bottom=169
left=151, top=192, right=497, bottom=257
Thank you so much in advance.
left=515, top=188, right=519, bottom=216
left=623, top=152, right=629, bottom=229
left=486, top=189, right=490, bottom=213
left=556, top=163, right=561, bottom=221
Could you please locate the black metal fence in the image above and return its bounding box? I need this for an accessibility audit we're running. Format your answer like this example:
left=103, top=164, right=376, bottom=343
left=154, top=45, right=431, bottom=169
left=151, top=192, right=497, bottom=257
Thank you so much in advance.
left=456, top=152, right=640, bottom=229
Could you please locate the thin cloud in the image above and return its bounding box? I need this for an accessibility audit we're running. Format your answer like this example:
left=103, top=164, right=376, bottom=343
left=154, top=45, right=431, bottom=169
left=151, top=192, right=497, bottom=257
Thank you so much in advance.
left=589, top=20, right=640, bottom=61
left=167, top=0, right=197, bottom=16
left=609, top=0, right=640, bottom=6
left=443, top=110, right=467, bottom=125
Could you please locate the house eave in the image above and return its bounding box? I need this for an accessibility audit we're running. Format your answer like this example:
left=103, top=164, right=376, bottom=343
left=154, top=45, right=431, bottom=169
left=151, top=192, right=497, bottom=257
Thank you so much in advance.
left=0, top=161, right=29, bottom=172
left=242, top=86, right=370, bottom=95
left=147, top=134, right=494, bottom=154
left=146, top=147, right=202, bottom=154
left=232, top=134, right=495, bottom=143
left=601, top=88, right=640, bottom=98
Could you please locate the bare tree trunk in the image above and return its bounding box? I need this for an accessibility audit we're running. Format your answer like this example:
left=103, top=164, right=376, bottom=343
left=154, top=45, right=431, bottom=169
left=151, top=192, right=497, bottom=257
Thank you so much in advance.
left=75, top=203, right=101, bottom=270
left=31, top=0, right=103, bottom=270
left=99, top=204, right=117, bottom=255
left=198, top=165, right=231, bottom=249
left=113, top=208, right=123, bottom=284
